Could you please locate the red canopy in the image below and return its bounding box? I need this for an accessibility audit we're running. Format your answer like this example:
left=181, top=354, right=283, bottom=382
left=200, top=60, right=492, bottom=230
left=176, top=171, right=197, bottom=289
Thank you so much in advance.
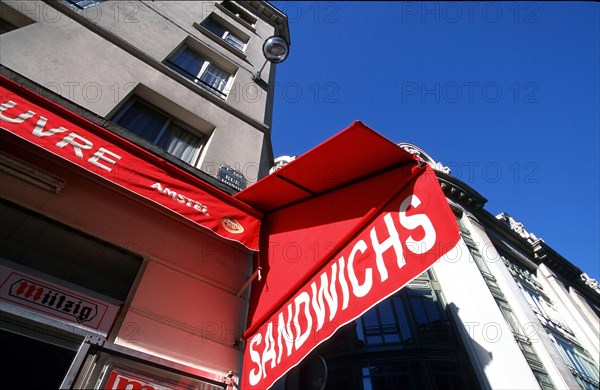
left=236, top=121, right=416, bottom=212
left=0, top=75, right=262, bottom=251
left=236, top=122, right=460, bottom=389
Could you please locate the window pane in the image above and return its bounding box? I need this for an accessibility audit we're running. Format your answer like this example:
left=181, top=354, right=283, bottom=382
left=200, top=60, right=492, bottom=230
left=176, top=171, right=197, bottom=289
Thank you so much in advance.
left=225, top=33, right=245, bottom=51
left=113, top=99, right=203, bottom=165
left=0, top=201, right=141, bottom=301
left=378, top=300, right=396, bottom=326
left=171, top=48, right=206, bottom=79
left=157, top=123, right=202, bottom=164
left=423, top=295, right=441, bottom=323
left=221, top=2, right=257, bottom=25
left=168, top=47, right=230, bottom=96
left=431, top=361, right=470, bottom=390
left=392, top=296, right=412, bottom=342
left=202, top=18, right=226, bottom=37
left=113, top=100, right=168, bottom=144
left=0, top=18, right=17, bottom=34
left=364, top=362, right=426, bottom=390
left=67, top=0, right=104, bottom=8
left=408, top=294, right=428, bottom=324
left=363, top=307, right=379, bottom=328
left=200, top=63, right=230, bottom=92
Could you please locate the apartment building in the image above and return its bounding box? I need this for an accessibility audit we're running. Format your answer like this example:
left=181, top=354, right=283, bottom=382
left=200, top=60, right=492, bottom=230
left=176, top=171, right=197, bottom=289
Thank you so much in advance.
left=0, top=1, right=289, bottom=388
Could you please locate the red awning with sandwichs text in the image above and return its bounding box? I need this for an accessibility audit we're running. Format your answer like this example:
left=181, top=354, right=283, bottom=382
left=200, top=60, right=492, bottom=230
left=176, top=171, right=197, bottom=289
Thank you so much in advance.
left=235, top=121, right=460, bottom=389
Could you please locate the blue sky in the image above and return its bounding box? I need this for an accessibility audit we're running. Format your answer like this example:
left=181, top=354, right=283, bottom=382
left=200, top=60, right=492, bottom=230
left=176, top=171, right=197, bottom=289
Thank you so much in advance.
left=269, top=2, right=600, bottom=280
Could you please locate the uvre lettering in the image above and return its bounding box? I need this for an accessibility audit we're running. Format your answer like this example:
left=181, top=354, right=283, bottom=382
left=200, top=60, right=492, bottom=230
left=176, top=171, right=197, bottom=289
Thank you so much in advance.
left=0, top=100, right=121, bottom=172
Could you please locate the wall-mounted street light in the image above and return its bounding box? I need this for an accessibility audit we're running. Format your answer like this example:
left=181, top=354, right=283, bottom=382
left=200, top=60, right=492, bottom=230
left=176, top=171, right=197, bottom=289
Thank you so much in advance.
left=253, top=36, right=289, bottom=81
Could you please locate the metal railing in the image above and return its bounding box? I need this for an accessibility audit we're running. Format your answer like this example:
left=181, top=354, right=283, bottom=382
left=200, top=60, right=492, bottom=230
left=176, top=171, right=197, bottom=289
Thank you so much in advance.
left=165, top=60, right=227, bottom=99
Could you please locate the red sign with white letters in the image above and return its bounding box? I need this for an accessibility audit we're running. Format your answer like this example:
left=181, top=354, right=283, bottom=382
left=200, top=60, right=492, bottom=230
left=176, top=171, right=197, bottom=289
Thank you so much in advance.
left=102, top=366, right=224, bottom=390
left=0, top=76, right=261, bottom=250
left=237, top=122, right=460, bottom=389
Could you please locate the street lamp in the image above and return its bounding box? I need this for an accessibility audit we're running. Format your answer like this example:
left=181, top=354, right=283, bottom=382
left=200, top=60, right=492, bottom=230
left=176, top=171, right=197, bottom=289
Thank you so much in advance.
left=253, top=36, right=289, bottom=81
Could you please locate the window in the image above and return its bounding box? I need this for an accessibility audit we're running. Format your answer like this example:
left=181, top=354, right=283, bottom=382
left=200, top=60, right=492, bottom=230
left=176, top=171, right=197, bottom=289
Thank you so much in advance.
left=112, top=98, right=204, bottom=165
left=359, top=294, right=412, bottom=346
left=507, top=259, right=572, bottom=332
left=166, top=46, right=232, bottom=98
left=552, top=336, right=600, bottom=390
left=0, top=18, right=16, bottom=34
left=361, top=362, right=426, bottom=390
left=201, top=17, right=247, bottom=52
left=317, top=268, right=479, bottom=389
left=359, top=359, right=476, bottom=390
left=459, top=219, right=556, bottom=389
left=1, top=330, right=77, bottom=389
left=65, top=0, right=104, bottom=9
left=0, top=200, right=141, bottom=301
left=356, top=271, right=452, bottom=347
left=220, top=1, right=257, bottom=27
left=0, top=2, right=35, bottom=34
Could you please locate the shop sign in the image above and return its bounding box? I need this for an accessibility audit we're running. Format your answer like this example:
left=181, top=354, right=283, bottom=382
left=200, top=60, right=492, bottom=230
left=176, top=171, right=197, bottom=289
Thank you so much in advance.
left=104, top=369, right=175, bottom=390
left=237, top=122, right=460, bottom=389
left=0, top=76, right=261, bottom=251
left=0, top=266, right=119, bottom=334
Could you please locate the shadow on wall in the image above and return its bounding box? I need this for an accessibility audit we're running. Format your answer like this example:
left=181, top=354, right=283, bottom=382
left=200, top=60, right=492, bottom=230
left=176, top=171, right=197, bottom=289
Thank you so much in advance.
left=447, top=302, right=493, bottom=389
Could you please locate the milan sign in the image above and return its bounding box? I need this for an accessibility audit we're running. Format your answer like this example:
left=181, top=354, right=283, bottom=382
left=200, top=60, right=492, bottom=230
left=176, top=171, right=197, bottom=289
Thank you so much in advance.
left=236, top=122, right=460, bottom=389
left=0, top=76, right=261, bottom=250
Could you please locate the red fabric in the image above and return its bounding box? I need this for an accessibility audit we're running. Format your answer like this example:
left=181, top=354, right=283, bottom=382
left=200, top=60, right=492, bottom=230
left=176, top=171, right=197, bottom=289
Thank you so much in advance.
left=235, top=121, right=415, bottom=212
left=0, top=76, right=261, bottom=251
left=239, top=124, right=460, bottom=389
left=245, top=165, right=417, bottom=335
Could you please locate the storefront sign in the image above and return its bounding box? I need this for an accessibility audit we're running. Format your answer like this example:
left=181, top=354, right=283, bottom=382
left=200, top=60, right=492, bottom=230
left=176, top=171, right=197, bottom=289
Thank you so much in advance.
left=0, top=266, right=119, bottom=334
left=105, top=370, right=168, bottom=390
left=102, top=366, right=225, bottom=390
left=237, top=122, right=460, bottom=388
left=0, top=76, right=261, bottom=251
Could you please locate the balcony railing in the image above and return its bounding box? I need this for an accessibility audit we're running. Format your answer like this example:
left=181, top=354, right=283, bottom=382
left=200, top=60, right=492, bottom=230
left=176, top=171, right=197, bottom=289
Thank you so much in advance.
left=166, top=61, right=228, bottom=99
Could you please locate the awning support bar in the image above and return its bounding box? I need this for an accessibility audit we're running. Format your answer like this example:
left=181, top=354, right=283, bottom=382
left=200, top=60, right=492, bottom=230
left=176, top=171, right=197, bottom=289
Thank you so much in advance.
left=236, top=267, right=262, bottom=297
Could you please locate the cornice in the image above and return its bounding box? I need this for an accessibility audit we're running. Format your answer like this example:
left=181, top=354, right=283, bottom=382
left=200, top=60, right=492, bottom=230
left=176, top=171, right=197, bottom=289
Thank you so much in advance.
left=239, top=1, right=291, bottom=45
left=437, top=171, right=487, bottom=211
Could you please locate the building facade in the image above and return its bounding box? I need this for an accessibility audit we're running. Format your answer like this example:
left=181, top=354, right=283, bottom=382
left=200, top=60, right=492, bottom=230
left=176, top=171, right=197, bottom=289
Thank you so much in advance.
left=1, top=0, right=290, bottom=187
left=2, top=2, right=598, bottom=390
left=0, top=1, right=289, bottom=388
left=278, top=145, right=599, bottom=390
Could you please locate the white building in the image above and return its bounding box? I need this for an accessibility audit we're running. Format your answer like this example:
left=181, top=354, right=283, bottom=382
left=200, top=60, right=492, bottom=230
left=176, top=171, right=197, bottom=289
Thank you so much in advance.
left=274, top=145, right=599, bottom=389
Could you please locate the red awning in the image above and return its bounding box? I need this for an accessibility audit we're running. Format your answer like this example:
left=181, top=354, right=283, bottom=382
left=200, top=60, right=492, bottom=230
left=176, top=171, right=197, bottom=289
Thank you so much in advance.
left=0, top=75, right=262, bottom=251
left=235, top=121, right=416, bottom=212
left=236, top=122, right=460, bottom=389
